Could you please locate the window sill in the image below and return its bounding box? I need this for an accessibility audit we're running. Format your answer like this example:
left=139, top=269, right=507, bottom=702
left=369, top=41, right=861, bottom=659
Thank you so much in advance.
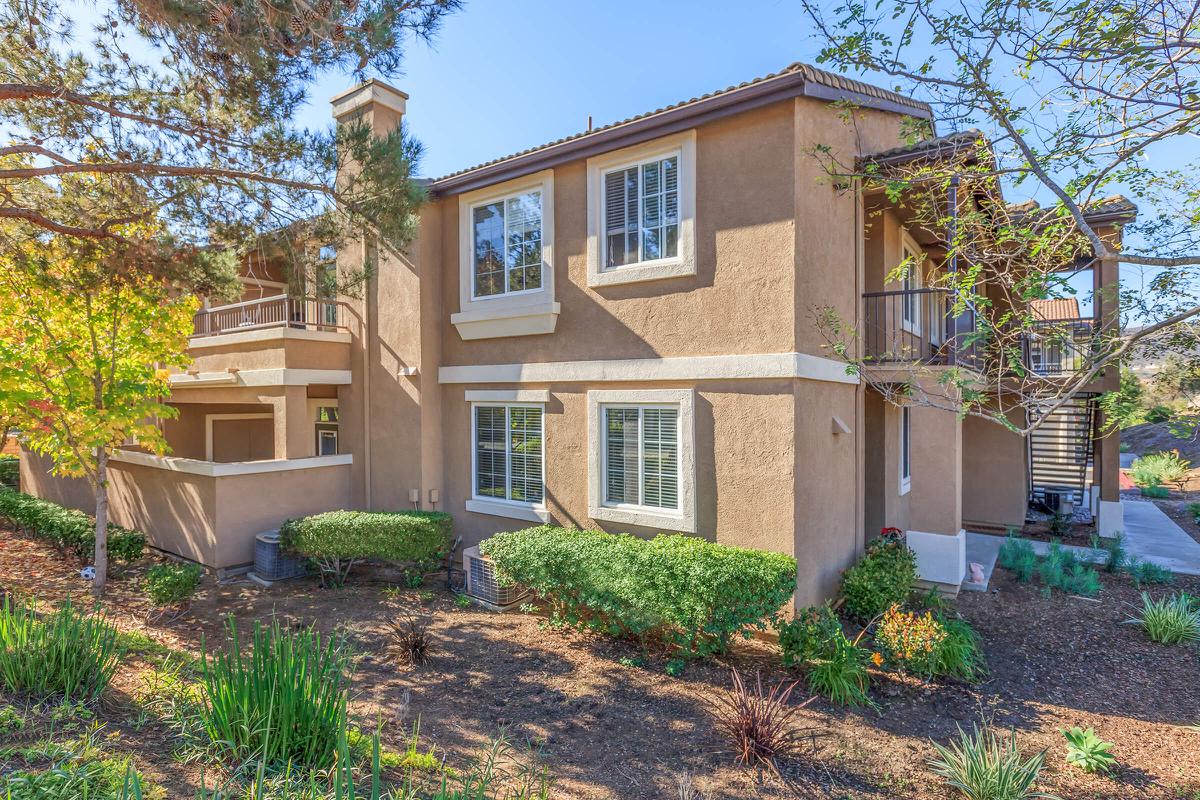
left=588, top=503, right=696, bottom=533
left=451, top=301, right=561, bottom=340
left=465, top=498, right=552, bottom=523
left=588, top=257, right=695, bottom=288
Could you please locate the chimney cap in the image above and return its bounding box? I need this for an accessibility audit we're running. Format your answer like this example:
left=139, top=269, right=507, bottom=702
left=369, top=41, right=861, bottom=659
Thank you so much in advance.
left=330, top=79, right=408, bottom=120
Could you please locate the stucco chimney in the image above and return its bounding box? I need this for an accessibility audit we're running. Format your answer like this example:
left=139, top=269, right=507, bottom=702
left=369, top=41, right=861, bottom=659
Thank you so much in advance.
left=330, top=79, right=408, bottom=134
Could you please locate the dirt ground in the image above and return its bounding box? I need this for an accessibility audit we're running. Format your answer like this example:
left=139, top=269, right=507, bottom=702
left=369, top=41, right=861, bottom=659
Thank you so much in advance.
left=2, top=528, right=1199, bottom=800
left=1123, top=422, right=1200, bottom=464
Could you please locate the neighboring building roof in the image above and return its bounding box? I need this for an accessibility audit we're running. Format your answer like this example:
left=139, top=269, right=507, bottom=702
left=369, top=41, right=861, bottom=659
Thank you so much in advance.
left=428, top=62, right=932, bottom=196
left=1008, top=195, right=1139, bottom=227
left=860, top=129, right=988, bottom=167
left=1031, top=298, right=1081, bottom=320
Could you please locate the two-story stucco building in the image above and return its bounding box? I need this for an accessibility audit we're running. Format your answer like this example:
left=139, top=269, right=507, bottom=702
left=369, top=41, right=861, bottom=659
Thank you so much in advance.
left=22, top=64, right=1131, bottom=605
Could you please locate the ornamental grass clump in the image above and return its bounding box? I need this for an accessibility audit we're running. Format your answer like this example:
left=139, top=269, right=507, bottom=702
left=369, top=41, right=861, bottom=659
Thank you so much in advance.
left=1129, top=450, right=1189, bottom=491
left=839, top=530, right=917, bottom=621
left=778, top=604, right=875, bottom=707
left=280, top=510, right=451, bottom=588
left=928, top=721, right=1057, bottom=800
left=198, top=618, right=351, bottom=770
left=0, top=596, right=122, bottom=702
left=481, top=526, right=796, bottom=658
left=710, top=669, right=811, bottom=775
left=1127, top=592, right=1200, bottom=645
left=935, top=614, right=988, bottom=682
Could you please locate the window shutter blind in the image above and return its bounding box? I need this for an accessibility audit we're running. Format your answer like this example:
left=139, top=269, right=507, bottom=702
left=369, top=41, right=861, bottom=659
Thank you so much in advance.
left=604, top=408, right=640, bottom=504
left=474, top=406, right=507, bottom=499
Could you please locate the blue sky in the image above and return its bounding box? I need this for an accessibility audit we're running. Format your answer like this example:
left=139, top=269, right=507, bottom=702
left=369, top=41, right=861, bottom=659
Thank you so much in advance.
left=298, top=0, right=848, bottom=180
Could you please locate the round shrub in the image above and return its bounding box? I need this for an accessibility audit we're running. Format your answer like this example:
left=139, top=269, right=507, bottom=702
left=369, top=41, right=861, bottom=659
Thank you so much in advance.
left=875, top=604, right=947, bottom=677
left=143, top=562, right=204, bottom=606
left=480, top=526, right=797, bottom=658
left=778, top=604, right=842, bottom=668
left=839, top=532, right=917, bottom=622
left=280, top=510, right=452, bottom=587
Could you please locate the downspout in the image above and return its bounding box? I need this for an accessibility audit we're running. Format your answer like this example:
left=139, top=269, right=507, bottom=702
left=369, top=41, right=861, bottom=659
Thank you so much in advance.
left=361, top=235, right=373, bottom=510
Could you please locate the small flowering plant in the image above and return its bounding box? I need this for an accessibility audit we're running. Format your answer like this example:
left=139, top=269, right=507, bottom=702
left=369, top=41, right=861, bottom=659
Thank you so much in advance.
left=875, top=604, right=948, bottom=677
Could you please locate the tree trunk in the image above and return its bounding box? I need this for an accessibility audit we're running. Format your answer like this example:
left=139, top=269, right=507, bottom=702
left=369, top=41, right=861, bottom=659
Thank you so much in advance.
left=92, top=447, right=109, bottom=597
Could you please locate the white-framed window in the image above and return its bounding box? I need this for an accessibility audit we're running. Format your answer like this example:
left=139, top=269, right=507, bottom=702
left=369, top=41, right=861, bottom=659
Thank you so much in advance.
left=470, top=190, right=543, bottom=299
left=586, top=131, right=696, bottom=287
left=587, top=389, right=696, bottom=532
left=452, top=171, right=558, bottom=341
left=899, top=405, right=912, bottom=496
left=602, top=154, right=680, bottom=269
left=471, top=403, right=545, bottom=506
left=900, top=232, right=923, bottom=335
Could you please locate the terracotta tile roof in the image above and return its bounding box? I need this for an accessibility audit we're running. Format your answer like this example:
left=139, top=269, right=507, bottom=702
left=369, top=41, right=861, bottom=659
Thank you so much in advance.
left=1008, top=195, right=1139, bottom=226
left=860, top=129, right=988, bottom=166
left=429, top=62, right=930, bottom=188
left=1031, top=298, right=1081, bottom=320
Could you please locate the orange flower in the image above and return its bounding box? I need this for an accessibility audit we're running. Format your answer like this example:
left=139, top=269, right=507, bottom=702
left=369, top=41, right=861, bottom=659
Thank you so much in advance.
left=871, top=651, right=884, bottom=667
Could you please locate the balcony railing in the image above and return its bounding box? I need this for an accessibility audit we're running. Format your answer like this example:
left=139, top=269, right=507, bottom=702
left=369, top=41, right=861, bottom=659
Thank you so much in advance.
left=192, top=295, right=347, bottom=338
left=1021, top=318, right=1096, bottom=377
left=862, top=288, right=981, bottom=368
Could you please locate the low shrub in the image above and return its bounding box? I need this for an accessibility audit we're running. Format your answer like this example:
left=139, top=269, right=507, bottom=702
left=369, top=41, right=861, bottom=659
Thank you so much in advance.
left=1129, top=450, right=1189, bottom=490
left=4, top=750, right=154, bottom=800
left=1062, top=726, right=1116, bottom=774
left=998, top=536, right=1038, bottom=583
left=0, top=453, right=18, bottom=488
left=875, top=604, right=947, bottom=677
left=481, top=526, right=797, bottom=658
left=1090, top=534, right=1126, bottom=573
left=1127, top=592, right=1200, bottom=644
left=143, top=563, right=203, bottom=606
left=1141, top=484, right=1170, bottom=498
left=710, top=669, right=809, bottom=775
left=1038, top=543, right=1102, bottom=597
left=0, top=488, right=145, bottom=563
left=0, top=596, right=122, bottom=702
left=1125, top=557, right=1174, bottom=587
left=280, top=510, right=451, bottom=588
left=928, top=721, right=1052, bottom=800
left=778, top=604, right=842, bottom=668
left=1190, top=502, right=1200, bottom=524
left=1145, top=404, right=1173, bottom=424
left=936, top=614, right=988, bottom=682
left=198, top=618, right=351, bottom=770
left=839, top=530, right=917, bottom=622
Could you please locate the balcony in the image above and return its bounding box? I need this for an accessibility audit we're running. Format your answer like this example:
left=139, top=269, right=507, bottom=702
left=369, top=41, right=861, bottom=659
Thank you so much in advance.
left=192, top=295, right=347, bottom=338
left=862, top=288, right=981, bottom=369
left=1021, top=318, right=1096, bottom=377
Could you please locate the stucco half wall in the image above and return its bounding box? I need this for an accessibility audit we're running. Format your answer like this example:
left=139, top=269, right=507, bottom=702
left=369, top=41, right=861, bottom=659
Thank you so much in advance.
left=962, top=412, right=1027, bottom=531
left=20, top=451, right=352, bottom=570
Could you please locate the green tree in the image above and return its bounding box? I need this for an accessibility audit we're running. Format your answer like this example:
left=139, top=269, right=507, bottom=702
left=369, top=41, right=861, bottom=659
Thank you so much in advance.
left=0, top=225, right=196, bottom=595
left=1099, top=368, right=1147, bottom=430
left=0, top=0, right=459, bottom=290
left=799, top=0, right=1200, bottom=432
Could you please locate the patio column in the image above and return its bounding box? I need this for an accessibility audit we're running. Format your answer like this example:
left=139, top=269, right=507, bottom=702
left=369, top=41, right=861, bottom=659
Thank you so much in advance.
left=1094, top=254, right=1122, bottom=536
left=267, top=387, right=311, bottom=460
left=906, top=401, right=966, bottom=589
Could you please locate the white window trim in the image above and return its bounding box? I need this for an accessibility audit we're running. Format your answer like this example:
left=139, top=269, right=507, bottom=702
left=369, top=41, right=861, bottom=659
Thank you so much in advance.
left=468, top=401, right=551, bottom=524
left=899, top=229, right=924, bottom=336
left=317, top=429, right=339, bottom=456
left=204, top=413, right=273, bottom=461
left=453, top=170, right=558, bottom=340
left=587, top=389, right=696, bottom=532
left=586, top=131, right=697, bottom=287
left=899, top=405, right=912, bottom=496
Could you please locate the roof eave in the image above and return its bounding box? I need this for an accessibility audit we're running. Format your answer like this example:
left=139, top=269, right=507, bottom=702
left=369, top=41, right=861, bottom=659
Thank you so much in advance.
left=428, top=72, right=931, bottom=198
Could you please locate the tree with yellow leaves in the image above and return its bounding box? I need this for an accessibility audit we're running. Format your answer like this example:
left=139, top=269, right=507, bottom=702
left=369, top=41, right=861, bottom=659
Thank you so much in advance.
left=0, top=230, right=196, bottom=595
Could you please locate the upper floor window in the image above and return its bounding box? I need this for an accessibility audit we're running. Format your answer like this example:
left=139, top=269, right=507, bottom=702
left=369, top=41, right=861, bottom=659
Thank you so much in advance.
left=471, top=190, right=543, bottom=299
left=586, top=131, right=697, bottom=288
left=603, top=155, right=679, bottom=269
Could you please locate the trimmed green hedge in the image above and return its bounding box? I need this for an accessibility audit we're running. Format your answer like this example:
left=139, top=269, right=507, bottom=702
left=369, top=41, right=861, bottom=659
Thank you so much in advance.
left=479, top=526, right=797, bottom=657
left=0, top=487, right=145, bottom=563
left=279, top=510, right=452, bottom=587
left=143, top=562, right=204, bottom=606
left=0, top=455, right=18, bottom=488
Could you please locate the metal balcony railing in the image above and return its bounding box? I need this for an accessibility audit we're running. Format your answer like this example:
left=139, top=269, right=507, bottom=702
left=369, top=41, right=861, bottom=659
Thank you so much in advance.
left=862, top=288, right=980, bottom=369
left=1021, top=318, right=1096, bottom=376
left=191, top=295, right=346, bottom=338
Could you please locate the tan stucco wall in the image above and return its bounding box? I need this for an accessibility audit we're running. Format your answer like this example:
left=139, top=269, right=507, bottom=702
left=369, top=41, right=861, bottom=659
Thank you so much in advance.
left=962, top=411, right=1028, bottom=531
left=162, top=402, right=274, bottom=460
left=909, top=402, right=963, bottom=535
left=863, top=389, right=911, bottom=538
left=20, top=451, right=351, bottom=569
left=185, top=333, right=350, bottom=374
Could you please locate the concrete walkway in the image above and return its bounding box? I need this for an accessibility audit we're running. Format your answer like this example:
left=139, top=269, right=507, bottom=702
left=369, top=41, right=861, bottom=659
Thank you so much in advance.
left=964, top=497, right=1200, bottom=591
left=1121, top=497, right=1200, bottom=577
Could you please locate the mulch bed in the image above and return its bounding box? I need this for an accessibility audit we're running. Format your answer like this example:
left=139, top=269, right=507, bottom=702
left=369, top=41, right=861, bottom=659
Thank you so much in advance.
left=1, top=526, right=1198, bottom=799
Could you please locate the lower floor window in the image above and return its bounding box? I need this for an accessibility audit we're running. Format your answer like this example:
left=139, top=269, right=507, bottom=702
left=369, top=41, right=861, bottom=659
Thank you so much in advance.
left=474, top=404, right=544, bottom=504
left=602, top=404, right=679, bottom=510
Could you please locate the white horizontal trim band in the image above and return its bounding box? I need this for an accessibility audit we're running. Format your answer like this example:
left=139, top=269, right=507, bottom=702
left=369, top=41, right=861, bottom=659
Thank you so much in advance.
left=170, top=368, right=353, bottom=387
left=439, top=352, right=859, bottom=386
left=464, top=390, right=551, bottom=403
left=465, top=498, right=552, bottom=523
left=188, top=327, right=351, bottom=350
left=112, top=450, right=353, bottom=477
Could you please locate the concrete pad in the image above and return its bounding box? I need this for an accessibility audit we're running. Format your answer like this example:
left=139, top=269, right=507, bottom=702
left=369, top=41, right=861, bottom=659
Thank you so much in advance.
left=963, top=531, right=1003, bottom=592
left=1121, top=498, right=1200, bottom=577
